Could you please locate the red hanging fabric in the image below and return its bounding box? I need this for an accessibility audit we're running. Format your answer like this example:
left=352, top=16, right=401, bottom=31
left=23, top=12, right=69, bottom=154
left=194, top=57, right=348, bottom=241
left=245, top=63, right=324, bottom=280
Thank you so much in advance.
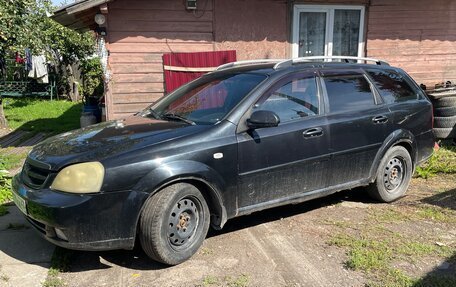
left=162, top=50, right=237, bottom=94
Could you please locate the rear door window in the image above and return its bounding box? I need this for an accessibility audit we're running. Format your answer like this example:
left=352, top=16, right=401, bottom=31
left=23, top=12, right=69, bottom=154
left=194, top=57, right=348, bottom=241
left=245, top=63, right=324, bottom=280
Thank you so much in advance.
left=323, top=74, right=376, bottom=113
left=366, top=69, right=418, bottom=103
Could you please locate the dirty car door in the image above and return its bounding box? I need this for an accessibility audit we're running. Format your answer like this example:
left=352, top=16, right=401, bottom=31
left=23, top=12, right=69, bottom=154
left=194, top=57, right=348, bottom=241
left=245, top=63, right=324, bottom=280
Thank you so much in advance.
left=321, top=70, right=393, bottom=185
left=236, top=72, right=331, bottom=213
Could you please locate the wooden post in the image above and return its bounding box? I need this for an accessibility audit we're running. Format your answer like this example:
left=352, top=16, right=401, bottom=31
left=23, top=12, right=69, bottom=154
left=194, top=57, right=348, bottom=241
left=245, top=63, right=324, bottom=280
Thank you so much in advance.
left=0, top=98, right=8, bottom=128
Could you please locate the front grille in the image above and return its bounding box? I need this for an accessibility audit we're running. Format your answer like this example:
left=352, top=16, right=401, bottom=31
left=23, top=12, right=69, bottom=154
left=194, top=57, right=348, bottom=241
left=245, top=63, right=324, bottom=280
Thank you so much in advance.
left=21, top=158, right=52, bottom=189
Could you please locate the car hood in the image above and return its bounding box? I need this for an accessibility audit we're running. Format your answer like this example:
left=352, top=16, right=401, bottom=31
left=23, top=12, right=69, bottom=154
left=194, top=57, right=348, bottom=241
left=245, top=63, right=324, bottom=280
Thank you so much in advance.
left=29, top=115, right=207, bottom=170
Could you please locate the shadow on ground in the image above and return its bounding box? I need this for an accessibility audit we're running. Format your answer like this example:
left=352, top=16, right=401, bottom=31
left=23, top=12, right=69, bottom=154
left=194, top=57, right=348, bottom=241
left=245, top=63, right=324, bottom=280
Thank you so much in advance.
left=412, top=253, right=456, bottom=286
left=421, top=188, right=456, bottom=211
left=0, top=205, right=54, bottom=268
left=63, top=186, right=375, bottom=272
left=0, top=101, right=82, bottom=148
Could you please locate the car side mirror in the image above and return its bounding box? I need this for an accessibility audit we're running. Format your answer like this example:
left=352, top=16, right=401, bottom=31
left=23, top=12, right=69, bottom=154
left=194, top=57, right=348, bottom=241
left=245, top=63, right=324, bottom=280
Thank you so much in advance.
left=246, top=110, right=280, bottom=129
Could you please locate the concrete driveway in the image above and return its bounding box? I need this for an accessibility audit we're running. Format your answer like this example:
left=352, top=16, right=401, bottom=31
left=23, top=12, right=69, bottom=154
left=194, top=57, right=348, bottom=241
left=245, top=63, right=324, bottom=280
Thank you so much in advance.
left=0, top=205, right=54, bottom=287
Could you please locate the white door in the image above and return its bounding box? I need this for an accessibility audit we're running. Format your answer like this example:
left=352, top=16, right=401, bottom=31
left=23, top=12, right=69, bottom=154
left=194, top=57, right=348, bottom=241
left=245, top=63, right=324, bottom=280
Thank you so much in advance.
left=292, top=5, right=365, bottom=58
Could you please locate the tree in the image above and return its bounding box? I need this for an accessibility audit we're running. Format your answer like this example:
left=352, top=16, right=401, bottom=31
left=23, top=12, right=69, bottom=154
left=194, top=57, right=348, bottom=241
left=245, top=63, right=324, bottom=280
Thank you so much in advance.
left=0, top=0, right=95, bottom=127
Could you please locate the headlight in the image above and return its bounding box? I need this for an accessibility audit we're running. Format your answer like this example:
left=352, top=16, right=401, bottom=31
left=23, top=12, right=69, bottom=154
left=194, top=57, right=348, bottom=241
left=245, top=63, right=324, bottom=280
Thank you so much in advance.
left=51, top=162, right=104, bottom=194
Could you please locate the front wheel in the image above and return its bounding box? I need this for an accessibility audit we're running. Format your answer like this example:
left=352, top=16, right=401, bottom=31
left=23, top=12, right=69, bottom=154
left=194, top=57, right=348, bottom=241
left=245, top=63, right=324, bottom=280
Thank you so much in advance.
left=139, top=183, right=210, bottom=265
left=367, top=146, right=413, bottom=202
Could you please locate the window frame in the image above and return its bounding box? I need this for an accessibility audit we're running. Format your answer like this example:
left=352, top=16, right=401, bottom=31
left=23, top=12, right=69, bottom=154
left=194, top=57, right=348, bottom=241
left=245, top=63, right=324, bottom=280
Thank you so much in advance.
left=292, top=4, right=366, bottom=59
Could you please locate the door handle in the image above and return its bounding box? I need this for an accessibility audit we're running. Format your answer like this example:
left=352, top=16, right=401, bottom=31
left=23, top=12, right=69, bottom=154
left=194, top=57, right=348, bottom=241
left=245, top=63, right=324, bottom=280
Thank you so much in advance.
left=303, top=127, right=323, bottom=138
left=372, top=115, right=388, bottom=124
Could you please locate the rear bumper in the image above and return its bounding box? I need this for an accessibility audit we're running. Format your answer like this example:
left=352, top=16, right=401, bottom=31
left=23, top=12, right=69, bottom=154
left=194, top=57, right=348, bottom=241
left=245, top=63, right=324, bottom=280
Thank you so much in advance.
left=11, top=174, right=148, bottom=251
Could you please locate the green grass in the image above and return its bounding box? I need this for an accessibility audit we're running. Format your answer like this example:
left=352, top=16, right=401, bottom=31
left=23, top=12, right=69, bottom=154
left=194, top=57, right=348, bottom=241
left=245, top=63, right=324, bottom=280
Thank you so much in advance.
left=0, top=205, right=8, bottom=216
left=201, top=274, right=249, bottom=287
left=42, top=268, right=64, bottom=287
left=416, top=206, right=455, bottom=223
left=329, top=233, right=454, bottom=287
left=226, top=274, right=249, bottom=287
left=3, top=98, right=82, bottom=135
left=369, top=204, right=456, bottom=225
left=0, top=176, right=12, bottom=204
left=202, top=275, right=218, bottom=286
left=369, top=208, right=411, bottom=223
left=0, top=98, right=82, bottom=209
left=0, top=149, right=27, bottom=170
left=200, top=247, right=214, bottom=256
left=415, top=146, right=456, bottom=179
left=42, top=247, right=75, bottom=287
left=329, top=234, right=392, bottom=271
left=49, top=247, right=75, bottom=272
left=0, top=149, right=27, bottom=207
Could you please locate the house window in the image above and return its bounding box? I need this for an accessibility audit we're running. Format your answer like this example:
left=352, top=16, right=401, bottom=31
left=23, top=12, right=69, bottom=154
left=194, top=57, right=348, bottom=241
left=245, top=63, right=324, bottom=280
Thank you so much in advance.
left=292, top=5, right=365, bottom=58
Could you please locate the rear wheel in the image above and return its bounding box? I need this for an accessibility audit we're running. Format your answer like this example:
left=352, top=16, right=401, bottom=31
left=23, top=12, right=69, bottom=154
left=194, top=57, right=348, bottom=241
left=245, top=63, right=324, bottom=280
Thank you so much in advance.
left=368, top=146, right=412, bottom=202
left=139, top=183, right=210, bottom=265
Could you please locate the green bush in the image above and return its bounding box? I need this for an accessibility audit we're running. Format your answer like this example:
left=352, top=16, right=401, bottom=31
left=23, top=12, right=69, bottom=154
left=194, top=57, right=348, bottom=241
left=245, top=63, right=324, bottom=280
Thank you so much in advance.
left=80, top=57, right=104, bottom=100
left=0, top=173, right=12, bottom=204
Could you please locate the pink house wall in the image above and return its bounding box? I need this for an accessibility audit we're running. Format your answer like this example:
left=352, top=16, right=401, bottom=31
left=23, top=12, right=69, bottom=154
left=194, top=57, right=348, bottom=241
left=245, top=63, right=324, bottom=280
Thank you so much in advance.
left=104, top=0, right=456, bottom=119
left=214, top=0, right=289, bottom=60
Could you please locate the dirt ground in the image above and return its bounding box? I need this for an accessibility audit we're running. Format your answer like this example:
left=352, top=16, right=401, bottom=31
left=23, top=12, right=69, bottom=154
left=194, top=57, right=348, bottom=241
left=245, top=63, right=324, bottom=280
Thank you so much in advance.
left=45, top=174, right=456, bottom=287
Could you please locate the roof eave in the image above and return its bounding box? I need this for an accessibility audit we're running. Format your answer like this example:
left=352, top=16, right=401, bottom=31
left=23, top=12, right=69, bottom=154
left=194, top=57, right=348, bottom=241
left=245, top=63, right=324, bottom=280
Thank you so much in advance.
left=51, top=0, right=112, bottom=32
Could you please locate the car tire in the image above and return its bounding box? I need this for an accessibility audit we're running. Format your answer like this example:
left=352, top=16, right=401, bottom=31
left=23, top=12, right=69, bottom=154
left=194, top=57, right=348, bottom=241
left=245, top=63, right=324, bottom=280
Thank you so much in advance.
left=434, top=116, right=456, bottom=129
left=433, top=127, right=456, bottom=139
left=367, top=146, right=412, bottom=203
left=139, top=183, right=210, bottom=265
left=432, top=96, right=456, bottom=108
left=434, top=106, right=456, bottom=117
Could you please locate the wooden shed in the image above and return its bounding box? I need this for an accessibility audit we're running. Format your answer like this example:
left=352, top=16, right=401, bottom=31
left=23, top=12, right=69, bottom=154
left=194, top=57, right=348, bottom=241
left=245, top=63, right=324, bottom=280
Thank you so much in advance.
left=53, top=0, right=456, bottom=120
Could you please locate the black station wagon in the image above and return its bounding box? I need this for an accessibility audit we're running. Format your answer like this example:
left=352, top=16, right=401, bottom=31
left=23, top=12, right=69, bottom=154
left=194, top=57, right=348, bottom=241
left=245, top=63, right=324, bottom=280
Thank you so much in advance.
left=12, top=56, right=434, bottom=265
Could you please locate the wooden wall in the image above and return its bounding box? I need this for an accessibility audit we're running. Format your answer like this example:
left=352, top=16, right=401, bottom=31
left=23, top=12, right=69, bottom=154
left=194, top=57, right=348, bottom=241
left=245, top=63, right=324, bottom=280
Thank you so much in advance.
left=106, top=0, right=215, bottom=119
left=366, top=0, right=456, bottom=87
left=214, top=0, right=288, bottom=60
left=104, top=0, right=456, bottom=119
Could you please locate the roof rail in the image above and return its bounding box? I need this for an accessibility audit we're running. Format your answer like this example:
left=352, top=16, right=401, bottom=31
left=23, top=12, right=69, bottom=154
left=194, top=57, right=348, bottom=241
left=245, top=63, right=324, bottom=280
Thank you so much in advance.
left=274, top=56, right=389, bottom=70
left=215, top=59, right=285, bottom=71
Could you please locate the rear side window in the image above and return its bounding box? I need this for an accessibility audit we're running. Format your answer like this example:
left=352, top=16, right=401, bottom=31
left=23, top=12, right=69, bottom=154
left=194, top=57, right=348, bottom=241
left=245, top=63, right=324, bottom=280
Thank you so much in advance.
left=366, top=69, right=417, bottom=103
left=323, top=75, right=376, bottom=113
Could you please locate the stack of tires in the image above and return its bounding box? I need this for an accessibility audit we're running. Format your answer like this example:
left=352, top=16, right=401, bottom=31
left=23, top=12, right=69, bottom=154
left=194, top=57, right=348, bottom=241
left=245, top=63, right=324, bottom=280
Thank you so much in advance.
left=429, top=86, right=456, bottom=140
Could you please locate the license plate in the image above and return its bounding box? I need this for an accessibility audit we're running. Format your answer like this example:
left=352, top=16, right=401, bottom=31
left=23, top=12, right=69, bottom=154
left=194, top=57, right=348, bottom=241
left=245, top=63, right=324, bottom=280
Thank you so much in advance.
left=12, top=192, right=27, bottom=215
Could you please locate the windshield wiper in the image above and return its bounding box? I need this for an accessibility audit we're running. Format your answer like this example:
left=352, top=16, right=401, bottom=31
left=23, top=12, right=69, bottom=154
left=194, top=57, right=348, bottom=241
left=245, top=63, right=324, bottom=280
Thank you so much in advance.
left=161, top=113, right=196, bottom=125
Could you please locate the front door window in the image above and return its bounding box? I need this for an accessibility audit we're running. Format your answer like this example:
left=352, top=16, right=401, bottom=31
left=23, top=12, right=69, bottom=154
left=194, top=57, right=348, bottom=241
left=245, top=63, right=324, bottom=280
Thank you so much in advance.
left=293, top=5, right=365, bottom=58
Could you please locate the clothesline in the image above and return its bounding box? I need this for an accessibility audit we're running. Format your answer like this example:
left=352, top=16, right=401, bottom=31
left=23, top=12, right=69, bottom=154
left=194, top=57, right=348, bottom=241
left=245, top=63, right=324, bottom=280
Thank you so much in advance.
left=11, top=50, right=49, bottom=84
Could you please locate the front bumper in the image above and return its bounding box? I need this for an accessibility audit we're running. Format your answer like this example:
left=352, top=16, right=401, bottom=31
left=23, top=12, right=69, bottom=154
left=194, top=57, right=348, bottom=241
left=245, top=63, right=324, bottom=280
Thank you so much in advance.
left=11, top=174, right=148, bottom=251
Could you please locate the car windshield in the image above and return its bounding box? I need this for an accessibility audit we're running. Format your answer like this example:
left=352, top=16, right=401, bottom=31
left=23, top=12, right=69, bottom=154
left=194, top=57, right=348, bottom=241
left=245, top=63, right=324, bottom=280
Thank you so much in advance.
left=142, top=73, right=267, bottom=125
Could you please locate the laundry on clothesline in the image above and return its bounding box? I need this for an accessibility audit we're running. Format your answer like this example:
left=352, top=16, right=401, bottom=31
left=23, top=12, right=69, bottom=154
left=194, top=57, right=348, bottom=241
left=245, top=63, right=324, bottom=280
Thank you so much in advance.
left=28, top=55, right=49, bottom=84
